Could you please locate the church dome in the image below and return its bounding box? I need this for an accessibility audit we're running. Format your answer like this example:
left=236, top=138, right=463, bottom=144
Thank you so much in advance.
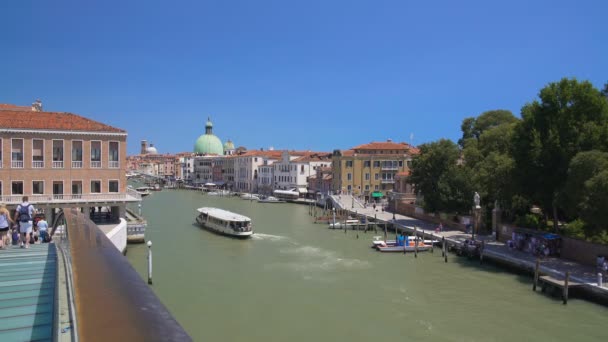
left=146, top=144, right=158, bottom=154
left=194, top=118, right=224, bottom=155
left=223, top=139, right=235, bottom=150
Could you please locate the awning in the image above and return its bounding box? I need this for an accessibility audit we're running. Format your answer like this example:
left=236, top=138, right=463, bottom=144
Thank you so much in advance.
left=372, top=191, right=383, bottom=198
left=204, top=183, right=216, bottom=186
left=297, top=187, right=308, bottom=193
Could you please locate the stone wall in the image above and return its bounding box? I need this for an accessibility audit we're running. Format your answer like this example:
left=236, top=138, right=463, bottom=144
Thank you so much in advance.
left=499, top=223, right=608, bottom=267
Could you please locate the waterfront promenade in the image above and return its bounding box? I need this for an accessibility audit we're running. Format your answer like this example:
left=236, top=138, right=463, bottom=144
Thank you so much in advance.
left=331, top=195, right=608, bottom=297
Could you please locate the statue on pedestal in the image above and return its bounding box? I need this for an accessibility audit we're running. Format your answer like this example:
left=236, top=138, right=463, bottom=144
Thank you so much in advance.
left=474, top=192, right=481, bottom=209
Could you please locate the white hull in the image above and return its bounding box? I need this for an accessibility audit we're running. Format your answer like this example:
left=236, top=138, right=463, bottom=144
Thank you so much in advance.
left=377, top=245, right=432, bottom=253
left=196, top=215, right=252, bottom=238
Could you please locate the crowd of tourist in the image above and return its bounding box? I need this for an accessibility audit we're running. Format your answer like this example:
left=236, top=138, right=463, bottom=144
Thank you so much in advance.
left=0, top=196, right=50, bottom=250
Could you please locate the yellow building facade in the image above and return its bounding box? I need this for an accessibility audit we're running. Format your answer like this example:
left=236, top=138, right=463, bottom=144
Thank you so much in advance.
left=331, top=140, right=419, bottom=201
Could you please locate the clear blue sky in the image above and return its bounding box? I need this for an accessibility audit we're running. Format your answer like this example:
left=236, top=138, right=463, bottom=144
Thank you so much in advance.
left=1, top=0, right=606, bottom=155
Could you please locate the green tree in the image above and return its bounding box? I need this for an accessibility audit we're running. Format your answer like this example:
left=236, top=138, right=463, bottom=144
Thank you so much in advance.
left=512, top=78, right=608, bottom=231
left=409, top=139, right=462, bottom=213
left=580, top=170, right=608, bottom=239
left=561, top=150, right=608, bottom=219
left=602, top=82, right=608, bottom=98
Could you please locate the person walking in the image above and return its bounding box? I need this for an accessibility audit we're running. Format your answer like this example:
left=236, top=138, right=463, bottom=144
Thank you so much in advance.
left=14, top=196, right=35, bottom=249
left=0, top=204, right=13, bottom=249
left=37, top=215, right=49, bottom=243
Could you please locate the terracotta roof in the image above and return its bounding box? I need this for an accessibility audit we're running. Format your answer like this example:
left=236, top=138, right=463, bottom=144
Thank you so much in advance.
left=0, top=104, right=31, bottom=111
left=352, top=141, right=419, bottom=154
left=292, top=153, right=332, bottom=162
left=0, top=110, right=125, bottom=133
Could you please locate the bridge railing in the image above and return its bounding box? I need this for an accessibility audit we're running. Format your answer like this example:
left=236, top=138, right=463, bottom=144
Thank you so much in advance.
left=52, top=208, right=191, bottom=341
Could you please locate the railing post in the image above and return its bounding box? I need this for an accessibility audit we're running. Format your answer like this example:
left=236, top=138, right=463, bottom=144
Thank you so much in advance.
left=147, top=241, right=153, bottom=285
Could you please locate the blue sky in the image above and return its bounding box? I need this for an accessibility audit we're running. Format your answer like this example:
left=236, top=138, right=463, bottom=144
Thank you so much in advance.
left=1, top=0, right=606, bottom=155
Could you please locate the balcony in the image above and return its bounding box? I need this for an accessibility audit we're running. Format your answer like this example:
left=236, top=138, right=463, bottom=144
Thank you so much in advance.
left=0, top=192, right=141, bottom=204
left=109, top=161, right=119, bottom=168
left=381, top=179, right=395, bottom=184
left=381, top=166, right=399, bottom=171
left=32, top=160, right=44, bottom=168
left=72, top=161, right=83, bottom=168
left=52, top=161, right=64, bottom=168
left=11, top=160, right=23, bottom=168
left=91, top=161, right=102, bottom=168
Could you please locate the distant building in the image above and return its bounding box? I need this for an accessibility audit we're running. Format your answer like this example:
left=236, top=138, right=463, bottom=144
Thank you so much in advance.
left=331, top=140, right=419, bottom=202
left=0, top=101, right=139, bottom=220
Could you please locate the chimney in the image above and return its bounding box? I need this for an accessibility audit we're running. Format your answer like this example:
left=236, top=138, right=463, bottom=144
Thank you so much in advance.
left=31, top=99, right=43, bottom=112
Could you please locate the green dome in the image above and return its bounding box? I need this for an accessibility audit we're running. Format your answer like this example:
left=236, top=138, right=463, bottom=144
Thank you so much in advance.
left=194, top=117, right=224, bottom=155
left=224, top=139, right=235, bottom=150
left=194, top=134, right=224, bottom=155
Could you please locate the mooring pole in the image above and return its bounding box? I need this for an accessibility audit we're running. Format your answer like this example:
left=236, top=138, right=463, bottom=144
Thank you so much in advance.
left=147, top=240, right=153, bottom=285
left=533, top=258, right=540, bottom=291
left=563, top=272, right=570, bottom=305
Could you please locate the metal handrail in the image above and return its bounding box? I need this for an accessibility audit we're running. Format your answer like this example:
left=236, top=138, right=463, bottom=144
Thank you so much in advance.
left=59, top=209, right=191, bottom=341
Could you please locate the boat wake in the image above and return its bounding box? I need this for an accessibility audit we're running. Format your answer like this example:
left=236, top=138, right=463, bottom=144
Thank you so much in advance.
left=267, top=245, right=371, bottom=276
left=251, top=233, right=290, bottom=242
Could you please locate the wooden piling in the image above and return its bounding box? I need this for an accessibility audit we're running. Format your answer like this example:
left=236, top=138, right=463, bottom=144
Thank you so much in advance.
left=480, top=241, right=484, bottom=264
left=533, top=258, right=540, bottom=291
left=441, top=237, right=445, bottom=257
left=563, top=272, right=570, bottom=305
left=414, top=227, right=418, bottom=258
left=443, top=238, right=448, bottom=263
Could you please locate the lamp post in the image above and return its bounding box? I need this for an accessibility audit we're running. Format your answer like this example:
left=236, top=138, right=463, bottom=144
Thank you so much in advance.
left=392, top=193, right=396, bottom=221
left=473, top=192, right=481, bottom=241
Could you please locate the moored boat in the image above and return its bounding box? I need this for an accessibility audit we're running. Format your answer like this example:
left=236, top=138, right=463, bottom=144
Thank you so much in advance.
left=257, top=196, right=285, bottom=203
left=195, top=207, right=253, bottom=238
left=240, top=193, right=260, bottom=200
left=371, top=235, right=439, bottom=248
left=328, top=219, right=364, bottom=229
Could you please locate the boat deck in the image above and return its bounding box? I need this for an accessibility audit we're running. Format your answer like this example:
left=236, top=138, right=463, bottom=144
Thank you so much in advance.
left=0, top=243, right=57, bottom=341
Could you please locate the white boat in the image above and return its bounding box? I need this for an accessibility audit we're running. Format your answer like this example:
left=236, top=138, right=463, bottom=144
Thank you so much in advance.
left=195, top=207, right=253, bottom=238
left=376, top=244, right=433, bottom=253
left=240, top=193, right=260, bottom=200
left=328, top=219, right=364, bottom=229
left=371, top=236, right=439, bottom=248
left=135, top=186, right=151, bottom=197
left=257, top=196, right=285, bottom=203
left=208, top=190, right=231, bottom=196
left=273, top=189, right=300, bottom=200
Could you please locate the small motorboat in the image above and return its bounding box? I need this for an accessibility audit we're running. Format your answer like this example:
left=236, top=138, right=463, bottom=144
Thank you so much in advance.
left=371, top=235, right=439, bottom=248
left=328, top=219, right=364, bottom=229
left=257, top=196, right=285, bottom=203
left=135, top=186, right=151, bottom=197
left=240, top=193, right=260, bottom=200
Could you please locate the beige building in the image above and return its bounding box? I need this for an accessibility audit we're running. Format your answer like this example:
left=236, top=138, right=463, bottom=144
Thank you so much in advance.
left=331, top=140, right=419, bottom=202
left=0, top=102, right=139, bottom=221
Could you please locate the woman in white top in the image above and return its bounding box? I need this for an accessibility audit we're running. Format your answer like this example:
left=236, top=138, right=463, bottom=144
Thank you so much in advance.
left=0, top=204, right=14, bottom=249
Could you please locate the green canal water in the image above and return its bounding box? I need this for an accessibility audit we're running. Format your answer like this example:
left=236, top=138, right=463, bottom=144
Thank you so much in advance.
left=126, top=190, right=608, bottom=341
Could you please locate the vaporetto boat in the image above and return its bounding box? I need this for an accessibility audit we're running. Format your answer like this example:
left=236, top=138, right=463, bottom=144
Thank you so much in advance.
left=195, top=207, right=253, bottom=238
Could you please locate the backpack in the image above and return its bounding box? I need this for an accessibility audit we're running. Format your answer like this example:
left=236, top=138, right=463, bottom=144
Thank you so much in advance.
left=18, top=204, right=31, bottom=223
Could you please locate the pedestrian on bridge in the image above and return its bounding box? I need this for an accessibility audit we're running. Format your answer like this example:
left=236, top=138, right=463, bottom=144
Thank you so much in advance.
left=0, top=204, right=13, bottom=249
left=14, top=196, right=35, bottom=249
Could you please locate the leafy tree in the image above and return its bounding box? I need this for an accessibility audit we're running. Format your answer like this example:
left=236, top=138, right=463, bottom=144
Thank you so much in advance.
left=458, top=110, right=517, bottom=148
left=409, top=139, right=461, bottom=213
left=580, top=170, right=608, bottom=238
left=602, top=82, right=608, bottom=98
left=437, top=165, right=474, bottom=214
left=561, top=150, right=608, bottom=219
left=512, top=78, right=608, bottom=231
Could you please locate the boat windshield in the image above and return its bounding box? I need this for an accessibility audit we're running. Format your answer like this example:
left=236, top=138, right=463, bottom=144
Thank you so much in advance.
left=230, top=221, right=251, bottom=232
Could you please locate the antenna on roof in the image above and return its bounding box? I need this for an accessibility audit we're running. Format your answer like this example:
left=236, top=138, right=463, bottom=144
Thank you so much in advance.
left=410, top=133, right=414, bottom=145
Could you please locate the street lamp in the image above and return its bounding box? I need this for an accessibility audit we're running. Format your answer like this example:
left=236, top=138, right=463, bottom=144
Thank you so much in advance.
left=473, top=191, right=481, bottom=240
left=392, top=193, right=396, bottom=221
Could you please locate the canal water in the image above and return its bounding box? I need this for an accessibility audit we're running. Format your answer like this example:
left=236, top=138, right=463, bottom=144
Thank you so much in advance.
left=126, top=189, right=608, bottom=341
